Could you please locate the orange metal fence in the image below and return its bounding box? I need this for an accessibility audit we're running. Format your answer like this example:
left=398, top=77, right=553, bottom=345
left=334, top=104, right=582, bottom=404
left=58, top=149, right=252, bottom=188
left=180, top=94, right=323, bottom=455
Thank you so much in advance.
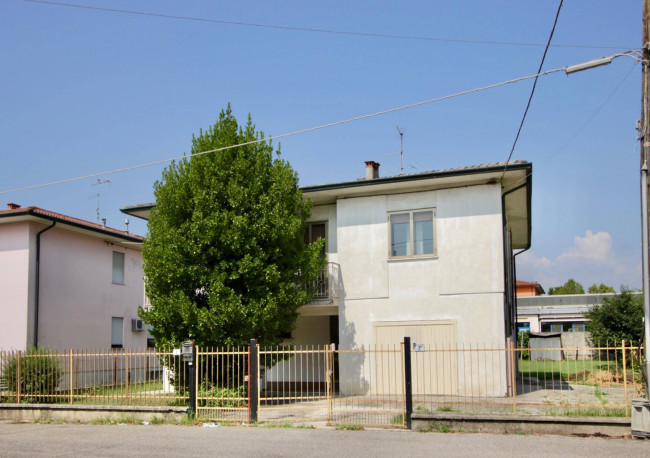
left=0, top=348, right=188, bottom=407
left=2, top=341, right=644, bottom=425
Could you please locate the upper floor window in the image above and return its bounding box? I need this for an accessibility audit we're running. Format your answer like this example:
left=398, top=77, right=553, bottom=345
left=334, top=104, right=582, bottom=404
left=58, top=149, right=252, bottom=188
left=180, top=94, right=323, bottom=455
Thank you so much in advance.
left=389, top=209, right=435, bottom=257
left=304, top=222, right=327, bottom=257
left=112, top=251, right=125, bottom=284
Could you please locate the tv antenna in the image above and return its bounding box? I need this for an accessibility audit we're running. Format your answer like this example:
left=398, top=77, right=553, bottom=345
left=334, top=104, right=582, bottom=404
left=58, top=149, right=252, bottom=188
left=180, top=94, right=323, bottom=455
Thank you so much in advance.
left=90, top=178, right=111, bottom=223
left=380, top=126, right=410, bottom=175
left=397, top=125, right=404, bottom=175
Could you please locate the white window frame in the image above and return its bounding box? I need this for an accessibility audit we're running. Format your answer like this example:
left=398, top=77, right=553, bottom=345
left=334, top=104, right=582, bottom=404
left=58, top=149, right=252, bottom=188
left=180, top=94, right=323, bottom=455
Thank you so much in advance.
left=388, top=208, right=436, bottom=258
left=112, top=251, right=125, bottom=284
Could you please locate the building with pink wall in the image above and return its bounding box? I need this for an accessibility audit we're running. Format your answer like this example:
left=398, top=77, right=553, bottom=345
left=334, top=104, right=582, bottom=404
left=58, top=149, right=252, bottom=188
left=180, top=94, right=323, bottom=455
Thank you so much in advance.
left=0, top=204, right=146, bottom=351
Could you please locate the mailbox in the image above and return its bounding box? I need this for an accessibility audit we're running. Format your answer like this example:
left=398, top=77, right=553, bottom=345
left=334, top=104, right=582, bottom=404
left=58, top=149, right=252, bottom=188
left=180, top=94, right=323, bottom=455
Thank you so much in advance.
left=182, top=341, right=194, bottom=363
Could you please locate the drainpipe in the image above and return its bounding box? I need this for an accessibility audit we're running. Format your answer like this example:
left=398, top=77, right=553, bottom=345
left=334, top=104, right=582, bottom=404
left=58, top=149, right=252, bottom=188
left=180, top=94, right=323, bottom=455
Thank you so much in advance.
left=502, top=182, right=529, bottom=341
left=34, top=221, right=56, bottom=348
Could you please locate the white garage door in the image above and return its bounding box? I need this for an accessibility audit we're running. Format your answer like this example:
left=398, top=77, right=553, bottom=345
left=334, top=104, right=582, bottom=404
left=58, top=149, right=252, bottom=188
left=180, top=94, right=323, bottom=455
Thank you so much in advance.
left=373, top=321, right=458, bottom=395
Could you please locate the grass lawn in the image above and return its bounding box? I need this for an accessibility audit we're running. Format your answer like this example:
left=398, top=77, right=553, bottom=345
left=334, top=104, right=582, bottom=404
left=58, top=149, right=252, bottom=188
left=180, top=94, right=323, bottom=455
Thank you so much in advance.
left=518, top=359, right=618, bottom=382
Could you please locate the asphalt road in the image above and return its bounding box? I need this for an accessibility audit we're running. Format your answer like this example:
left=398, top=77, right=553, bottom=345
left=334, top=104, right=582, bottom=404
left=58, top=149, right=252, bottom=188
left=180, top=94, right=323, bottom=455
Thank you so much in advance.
left=0, top=422, right=648, bottom=457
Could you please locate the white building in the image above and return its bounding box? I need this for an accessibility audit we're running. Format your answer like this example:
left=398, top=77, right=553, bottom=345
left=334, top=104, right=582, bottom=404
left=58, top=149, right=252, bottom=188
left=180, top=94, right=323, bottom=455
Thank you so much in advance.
left=0, top=204, right=146, bottom=351
left=123, top=160, right=532, bottom=396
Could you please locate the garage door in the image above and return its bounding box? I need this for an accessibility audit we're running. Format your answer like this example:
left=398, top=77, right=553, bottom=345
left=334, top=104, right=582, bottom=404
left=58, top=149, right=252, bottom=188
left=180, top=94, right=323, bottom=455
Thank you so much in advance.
left=373, top=321, right=458, bottom=395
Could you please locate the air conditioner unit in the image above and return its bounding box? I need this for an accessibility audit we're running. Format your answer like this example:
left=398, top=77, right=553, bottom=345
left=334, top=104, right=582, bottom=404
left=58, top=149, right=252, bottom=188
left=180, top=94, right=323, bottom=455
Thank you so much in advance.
left=131, top=318, right=144, bottom=332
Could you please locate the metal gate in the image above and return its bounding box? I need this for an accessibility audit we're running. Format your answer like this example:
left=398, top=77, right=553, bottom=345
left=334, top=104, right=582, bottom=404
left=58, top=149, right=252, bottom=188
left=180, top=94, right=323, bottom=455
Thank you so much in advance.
left=195, top=342, right=406, bottom=428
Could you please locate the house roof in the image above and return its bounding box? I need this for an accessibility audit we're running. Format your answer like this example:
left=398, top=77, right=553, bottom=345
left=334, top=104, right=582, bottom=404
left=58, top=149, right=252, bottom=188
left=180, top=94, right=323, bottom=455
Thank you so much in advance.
left=516, top=280, right=546, bottom=295
left=0, top=204, right=144, bottom=244
left=120, top=160, right=532, bottom=248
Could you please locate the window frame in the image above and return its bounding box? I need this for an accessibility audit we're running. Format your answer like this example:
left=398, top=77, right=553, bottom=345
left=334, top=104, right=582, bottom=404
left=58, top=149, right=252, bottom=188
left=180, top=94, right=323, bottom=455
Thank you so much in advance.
left=305, top=221, right=328, bottom=256
left=112, top=251, right=125, bottom=285
left=111, top=317, right=124, bottom=349
left=388, top=208, right=437, bottom=259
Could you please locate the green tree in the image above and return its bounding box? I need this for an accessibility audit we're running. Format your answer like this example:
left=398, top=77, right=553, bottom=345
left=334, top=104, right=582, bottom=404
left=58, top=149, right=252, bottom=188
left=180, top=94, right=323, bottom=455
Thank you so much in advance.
left=548, top=278, right=585, bottom=295
left=140, top=105, right=324, bottom=351
left=587, top=283, right=616, bottom=294
left=585, top=289, right=644, bottom=344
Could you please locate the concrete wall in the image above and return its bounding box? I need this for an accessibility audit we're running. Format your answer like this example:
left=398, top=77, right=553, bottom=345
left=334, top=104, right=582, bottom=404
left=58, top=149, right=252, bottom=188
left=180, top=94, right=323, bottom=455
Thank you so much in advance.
left=336, top=184, right=506, bottom=351
left=299, top=184, right=508, bottom=396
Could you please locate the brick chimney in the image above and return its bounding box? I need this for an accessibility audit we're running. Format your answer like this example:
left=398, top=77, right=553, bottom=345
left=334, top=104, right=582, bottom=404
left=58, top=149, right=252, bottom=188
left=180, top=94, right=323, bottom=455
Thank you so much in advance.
left=7, top=203, right=20, bottom=210
left=365, top=161, right=380, bottom=179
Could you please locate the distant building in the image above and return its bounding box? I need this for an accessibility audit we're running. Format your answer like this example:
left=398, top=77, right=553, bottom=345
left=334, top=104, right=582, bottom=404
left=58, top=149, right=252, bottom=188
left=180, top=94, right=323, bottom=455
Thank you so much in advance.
left=516, top=280, right=545, bottom=297
left=0, top=203, right=146, bottom=351
left=516, top=292, right=641, bottom=333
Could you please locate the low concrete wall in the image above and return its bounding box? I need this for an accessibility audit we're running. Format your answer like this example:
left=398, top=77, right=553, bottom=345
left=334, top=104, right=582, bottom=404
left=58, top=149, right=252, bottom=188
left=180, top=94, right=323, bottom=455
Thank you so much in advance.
left=412, top=413, right=631, bottom=437
left=0, top=404, right=187, bottom=423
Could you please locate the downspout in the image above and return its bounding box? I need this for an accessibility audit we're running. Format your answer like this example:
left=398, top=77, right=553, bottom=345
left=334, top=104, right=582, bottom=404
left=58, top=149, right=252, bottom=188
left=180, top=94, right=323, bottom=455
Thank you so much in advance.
left=502, top=182, right=529, bottom=341
left=34, top=221, right=56, bottom=348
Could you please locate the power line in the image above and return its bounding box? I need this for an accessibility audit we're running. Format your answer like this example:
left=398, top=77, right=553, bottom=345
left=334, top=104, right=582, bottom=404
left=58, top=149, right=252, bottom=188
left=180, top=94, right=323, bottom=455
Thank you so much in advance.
left=509, top=61, right=639, bottom=189
left=1, top=65, right=578, bottom=195
left=24, top=0, right=631, bottom=51
left=501, top=0, right=563, bottom=181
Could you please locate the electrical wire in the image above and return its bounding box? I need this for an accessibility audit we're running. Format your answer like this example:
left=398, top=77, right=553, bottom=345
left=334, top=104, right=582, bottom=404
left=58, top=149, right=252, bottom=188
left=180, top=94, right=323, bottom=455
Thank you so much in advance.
left=1, top=51, right=639, bottom=195
left=24, top=0, right=632, bottom=51
left=501, top=0, right=563, bottom=181
left=508, top=61, right=639, bottom=189
left=0, top=66, right=573, bottom=195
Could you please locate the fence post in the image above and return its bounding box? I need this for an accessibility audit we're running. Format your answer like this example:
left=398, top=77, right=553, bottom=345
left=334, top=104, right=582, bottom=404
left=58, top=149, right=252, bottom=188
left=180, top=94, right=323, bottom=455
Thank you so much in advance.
left=188, top=343, right=196, bottom=417
left=508, top=339, right=517, bottom=414
left=249, top=338, right=259, bottom=424
left=16, top=351, right=21, bottom=403
left=69, top=349, right=74, bottom=404
left=622, top=340, right=629, bottom=416
left=403, top=336, right=412, bottom=429
left=125, top=349, right=130, bottom=406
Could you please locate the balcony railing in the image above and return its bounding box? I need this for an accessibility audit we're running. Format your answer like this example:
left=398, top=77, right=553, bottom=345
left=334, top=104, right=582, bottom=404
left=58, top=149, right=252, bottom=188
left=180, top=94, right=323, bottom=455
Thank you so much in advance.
left=303, top=262, right=340, bottom=301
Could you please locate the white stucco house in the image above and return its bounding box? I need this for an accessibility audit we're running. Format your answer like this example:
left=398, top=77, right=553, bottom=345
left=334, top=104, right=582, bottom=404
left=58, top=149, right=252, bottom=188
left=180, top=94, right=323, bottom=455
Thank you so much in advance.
left=122, top=160, right=532, bottom=396
left=0, top=204, right=147, bottom=351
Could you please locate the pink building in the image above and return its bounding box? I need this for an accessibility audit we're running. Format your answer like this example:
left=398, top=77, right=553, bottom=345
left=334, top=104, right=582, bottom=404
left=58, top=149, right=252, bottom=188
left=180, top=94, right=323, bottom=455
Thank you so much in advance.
left=0, top=204, right=146, bottom=351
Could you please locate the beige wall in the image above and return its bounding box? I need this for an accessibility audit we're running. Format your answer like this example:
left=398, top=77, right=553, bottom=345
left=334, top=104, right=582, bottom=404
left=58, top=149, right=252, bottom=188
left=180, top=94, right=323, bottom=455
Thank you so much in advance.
left=333, top=184, right=506, bottom=350
left=302, top=184, right=508, bottom=396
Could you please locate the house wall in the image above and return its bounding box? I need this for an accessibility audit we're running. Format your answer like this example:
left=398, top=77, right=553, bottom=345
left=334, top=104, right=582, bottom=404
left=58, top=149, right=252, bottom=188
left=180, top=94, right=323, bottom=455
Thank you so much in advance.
left=336, top=184, right=506, bottom=350
left=322, top=184, right=508, bottom=396
left=35, top=225, right=146, bottom=350
left=0, top=222, right=34, bottom=350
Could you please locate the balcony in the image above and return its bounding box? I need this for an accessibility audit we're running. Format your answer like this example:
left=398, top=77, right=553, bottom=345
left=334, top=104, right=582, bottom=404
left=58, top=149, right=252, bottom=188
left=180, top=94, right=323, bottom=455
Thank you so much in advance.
left=304, top=262, right=340, bottom=303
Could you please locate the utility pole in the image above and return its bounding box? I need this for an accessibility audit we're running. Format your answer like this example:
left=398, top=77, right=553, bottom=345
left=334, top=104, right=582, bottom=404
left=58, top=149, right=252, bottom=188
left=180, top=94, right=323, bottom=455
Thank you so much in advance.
left=640, top=0, right=650, bottom=398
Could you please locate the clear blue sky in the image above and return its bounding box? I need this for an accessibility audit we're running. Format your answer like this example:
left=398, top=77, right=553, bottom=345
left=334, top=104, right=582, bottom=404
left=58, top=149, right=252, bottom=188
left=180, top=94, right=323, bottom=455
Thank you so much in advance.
left=1, top=0, right=643, bottom=291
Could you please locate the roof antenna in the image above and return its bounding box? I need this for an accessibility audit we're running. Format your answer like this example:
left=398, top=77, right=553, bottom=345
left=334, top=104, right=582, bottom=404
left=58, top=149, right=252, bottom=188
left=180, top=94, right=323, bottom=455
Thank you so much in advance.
left=91, top=178, right=111, bottom=223
left=397, top=125, right=404, bottom=175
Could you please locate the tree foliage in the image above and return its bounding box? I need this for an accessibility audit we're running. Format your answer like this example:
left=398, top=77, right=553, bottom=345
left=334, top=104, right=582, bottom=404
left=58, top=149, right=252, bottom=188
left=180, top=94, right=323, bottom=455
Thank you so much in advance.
left=548, top=278, right=585, bottom=295
left=585, top=289, right=644, bottom=344
left=587, top=283, right=616, bottom=294
left=140, top=106, right=324, bottom=350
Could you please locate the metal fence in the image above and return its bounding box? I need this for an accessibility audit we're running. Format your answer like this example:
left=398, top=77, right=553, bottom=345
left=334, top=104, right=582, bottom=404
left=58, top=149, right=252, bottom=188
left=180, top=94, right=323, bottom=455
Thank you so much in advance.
left=411, top=340, right=645, bottom=418
left=2, top=341, right=645, bottom=426
left=0, top=348, right=188, bottom=406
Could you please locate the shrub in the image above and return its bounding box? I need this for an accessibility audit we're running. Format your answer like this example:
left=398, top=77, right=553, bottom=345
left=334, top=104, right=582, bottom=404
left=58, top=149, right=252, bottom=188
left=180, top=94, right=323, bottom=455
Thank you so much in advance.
left=200, top=381, right=247, bottom=408
left=2, top=347, right=63, bottom=402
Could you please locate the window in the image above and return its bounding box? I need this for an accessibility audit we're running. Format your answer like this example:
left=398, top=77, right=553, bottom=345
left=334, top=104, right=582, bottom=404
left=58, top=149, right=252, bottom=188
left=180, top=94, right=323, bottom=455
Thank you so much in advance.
left=304, top=222, right=327, bottom=257
left=389, top=209, right=435, bottom=257
left=112, top=251, right=124, bottom=284
left=111, top=317, right=124, bottom=348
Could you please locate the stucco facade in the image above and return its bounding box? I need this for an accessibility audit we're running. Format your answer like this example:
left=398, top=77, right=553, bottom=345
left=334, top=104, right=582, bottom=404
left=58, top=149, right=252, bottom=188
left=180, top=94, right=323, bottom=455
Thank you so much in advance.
left=0, top=205, right=146, bottom=351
